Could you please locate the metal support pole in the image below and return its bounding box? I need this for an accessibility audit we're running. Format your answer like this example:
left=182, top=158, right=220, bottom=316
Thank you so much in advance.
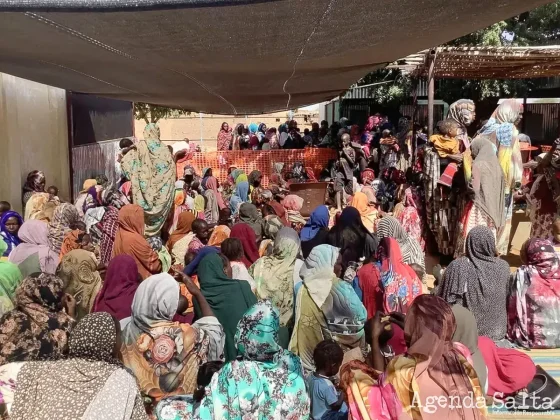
left=427, top=53, right=435, bottom=137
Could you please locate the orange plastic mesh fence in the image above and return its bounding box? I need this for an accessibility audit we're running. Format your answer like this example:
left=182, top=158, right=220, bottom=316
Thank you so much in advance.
left=176, top=149, right=337, bottom=186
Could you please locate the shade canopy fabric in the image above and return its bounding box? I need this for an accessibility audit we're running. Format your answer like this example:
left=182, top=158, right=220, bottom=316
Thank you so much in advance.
left=0, top=0, right=551, bottom=114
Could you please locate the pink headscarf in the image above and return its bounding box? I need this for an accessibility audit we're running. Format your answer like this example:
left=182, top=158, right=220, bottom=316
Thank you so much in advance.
left=282, top=194, right=304, bottom=212
left=8, top=220, right=59, bottom=274
left=205, top=176, right=226, bottom=210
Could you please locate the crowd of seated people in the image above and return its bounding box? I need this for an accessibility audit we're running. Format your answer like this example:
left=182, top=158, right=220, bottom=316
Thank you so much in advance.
left=0, top=105, right=559, bottom=419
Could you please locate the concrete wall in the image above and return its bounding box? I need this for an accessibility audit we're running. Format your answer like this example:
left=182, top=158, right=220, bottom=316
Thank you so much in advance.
left=0, top=73, right=70, bottom=213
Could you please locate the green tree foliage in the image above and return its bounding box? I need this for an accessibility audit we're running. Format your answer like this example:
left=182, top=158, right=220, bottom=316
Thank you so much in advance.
left=134, top=102, right=190, bottom=124
left=358, top=1, right=560, bottom=105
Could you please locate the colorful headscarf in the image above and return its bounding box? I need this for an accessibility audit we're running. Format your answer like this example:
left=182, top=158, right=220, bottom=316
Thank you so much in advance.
left=10, top=312, right=144, bottom=420
left=0, top=211, right=23, bottom=256
left=300, top=205, right=329, bottom=242
left=361, top=168, right=375, bottom=186
left=377, top=216, right=424, bottom=269
left=56, top=249, right=102, bottom=322
left=47, top=203, right=80, bottom=255
left=0, top=273, right=75, bottom=365
left=120, top=273, right=216, bottom=400
left=385, top=294, right=486, bottom=420
left=197, top=301, right=309, bottom=418
left=0, top=260, right=22, bottom=317
left=250, top=227, right=300, bottom=327
left=377, top=237, right=422, bottom=313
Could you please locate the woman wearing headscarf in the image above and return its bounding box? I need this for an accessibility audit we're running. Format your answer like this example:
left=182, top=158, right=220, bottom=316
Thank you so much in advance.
left=474, top=99, right=523, bottom=255
left=265, top=127, right=279, bottom=149
left=282, top=194, right=306, bottom=234
left=208, top=225, right=230, bottom=248
left=167, top=211, right=197, bottom=265
left=448, top=99, right=476, bottom=150
left=121, top=123, right=176, bottom=236
left=217, top=122, right=232, bottom=151
left=395, top=185, right=426, bottom=251
left=0, top=258, right=22, bottom=317
left=250, top=227, right=302, bottom=348
left=0, top=273, right=75, bottom=365
left=376, top=237, right=423, bottom=314
left=9, top=312, right=148, bottom=420
left=349, top=191, right=377, bottom=233
left=439, top=226, right=510, bottom=342
left=301, top=205, right=330, bottom=259
left=526, top=141, right=560, bottom=239
left=92, top=207, right=119, bottom=267
left=230, top=223, right=260, bottom=268
left=377, top=216, right=424, bottom=269
left=112, top=204, right=162, bottom=279
left=327, top=207, right=378, bottom=267
left=290, top=245, right=367, bottom=372
left=248, top=170, right=263, bottom=194
left=451, top=305, right=488, bottom=395
left=121, top=272, right=224, bottom=401
left=74, top=179, right=97, bottom=218
left=8, top=220, right=59, bottom=276
left=166, top=180, right=189, bottom=235
left=231, top=123, right=243, bottom=151
left=24, top=192, right=55, bottom=222
left=22, top=170, right=46, bottom=208
left=509, top=238, right=560, bottom=348
left=229, top=169, right=249, bottom=215
left=0, top=210, right=23, bottom=257
left=56, top=249, right=102, bottom=322
left=47, top=203, right=80, bottom=255
left=238, top=202, right=264, bottom=241
left=451, top=305, right=536, bottom=399
left=194, top=301, right=309, bottom=419
left=196, top=253, right=257, bottom=361
left=384, top=295, right=487, bottom=419
left=455, top=137, right=505, bottom=257
left=92, top=255, right=140, bottom=321
left=203, top=176, right=226, bottom=224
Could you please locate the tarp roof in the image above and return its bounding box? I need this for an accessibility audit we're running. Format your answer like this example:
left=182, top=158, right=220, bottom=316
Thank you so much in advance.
left=0, top=0, right=553, bottom=114
left=387, top=46, right=560, bottom=79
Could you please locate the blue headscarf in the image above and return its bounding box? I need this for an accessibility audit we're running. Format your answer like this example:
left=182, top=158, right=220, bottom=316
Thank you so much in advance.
left=248, top=123, right=258, bottom=134
left=0, top=211, right=23, bottom=257
left=300, top=205, right=329, bottom=242
left=184, top=246, right=220, bottom=276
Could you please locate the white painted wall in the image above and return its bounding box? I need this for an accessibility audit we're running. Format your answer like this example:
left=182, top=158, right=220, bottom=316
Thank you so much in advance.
left=0, top=73, right=70, bottom=213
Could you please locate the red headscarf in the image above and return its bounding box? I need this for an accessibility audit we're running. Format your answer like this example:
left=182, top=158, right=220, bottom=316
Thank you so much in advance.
left=357, top=263, right=382, bottom=318
left=230, top=223, right=260, bottom=268
left=93, top=255, right=140, bottom=320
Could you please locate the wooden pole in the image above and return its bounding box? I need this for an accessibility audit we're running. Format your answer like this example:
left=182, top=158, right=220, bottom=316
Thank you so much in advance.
left=427, top=52, right=435, bottom=136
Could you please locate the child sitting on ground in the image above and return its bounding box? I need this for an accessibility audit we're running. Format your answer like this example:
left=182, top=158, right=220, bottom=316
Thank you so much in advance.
left=307, top=340, right=348, bottom=420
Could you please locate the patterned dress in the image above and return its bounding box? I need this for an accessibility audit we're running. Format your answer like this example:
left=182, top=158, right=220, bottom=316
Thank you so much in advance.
left=121, top=124, right=176, bottom=236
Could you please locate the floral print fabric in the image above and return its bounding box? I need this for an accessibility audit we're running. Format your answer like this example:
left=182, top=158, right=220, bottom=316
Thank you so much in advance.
left=0, top=273, right=74, bottom=365
left=197, top=301, right=310, bottom=419
left=121, top=124, right=176, bottom=236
